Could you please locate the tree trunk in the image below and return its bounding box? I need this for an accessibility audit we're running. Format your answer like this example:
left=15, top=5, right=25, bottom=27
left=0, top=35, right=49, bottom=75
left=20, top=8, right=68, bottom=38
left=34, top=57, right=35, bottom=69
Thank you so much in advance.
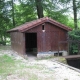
left=35, top=0, right=44, bottom=18
left=73, top=0, right=77, bottom=29
left=12, top=0, right=15, bottom=27
left=1, top=34, right=3, bottom=42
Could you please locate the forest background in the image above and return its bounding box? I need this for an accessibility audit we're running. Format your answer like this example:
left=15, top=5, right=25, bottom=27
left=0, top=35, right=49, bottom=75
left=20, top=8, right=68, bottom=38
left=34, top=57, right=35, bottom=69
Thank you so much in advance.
left=0, top=0, right=80, bottom=45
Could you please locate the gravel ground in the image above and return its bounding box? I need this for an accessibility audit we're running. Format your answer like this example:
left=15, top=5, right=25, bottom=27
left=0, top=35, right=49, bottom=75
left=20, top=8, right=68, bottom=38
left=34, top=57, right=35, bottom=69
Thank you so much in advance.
left=31, top=60, right=80, bottom=80
left=0, top=46, right=80, bottom=80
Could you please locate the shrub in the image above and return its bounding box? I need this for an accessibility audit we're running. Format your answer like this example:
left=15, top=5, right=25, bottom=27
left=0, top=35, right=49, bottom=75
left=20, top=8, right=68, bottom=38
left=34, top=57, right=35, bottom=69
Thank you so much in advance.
left=68, top=30, right=80, bottom=55
left=0, top=41, right=6, bottom=45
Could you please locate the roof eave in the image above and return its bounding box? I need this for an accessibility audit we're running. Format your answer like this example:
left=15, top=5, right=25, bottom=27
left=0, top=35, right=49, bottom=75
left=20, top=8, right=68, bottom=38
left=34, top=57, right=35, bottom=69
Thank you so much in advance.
left=7, top=17, right=72, bottom=33
left=46, top=20, right=72, bottom=31
left=7, top=29, right=19, bottom=33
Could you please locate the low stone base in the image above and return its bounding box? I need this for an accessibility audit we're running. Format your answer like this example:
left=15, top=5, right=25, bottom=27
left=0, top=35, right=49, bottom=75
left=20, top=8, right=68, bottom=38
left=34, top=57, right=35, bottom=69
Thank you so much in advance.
left=37, top=51, right=68, bottom=58
left=62, top=51, right=68, bottom=56
left=37, top=52, right=54, bottom=59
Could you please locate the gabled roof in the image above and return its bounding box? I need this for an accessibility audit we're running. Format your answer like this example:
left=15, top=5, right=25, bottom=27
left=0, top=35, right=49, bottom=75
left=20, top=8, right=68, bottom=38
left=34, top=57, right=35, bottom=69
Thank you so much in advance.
left=7, top=17, right=72, bottom=32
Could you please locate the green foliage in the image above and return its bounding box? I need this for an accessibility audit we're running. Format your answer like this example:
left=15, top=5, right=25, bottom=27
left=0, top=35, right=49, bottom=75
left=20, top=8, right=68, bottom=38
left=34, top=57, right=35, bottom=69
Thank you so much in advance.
left=0, top=0, right=11, bottom=44
left=0, top=0, right=37, bottom=45
left=43, top=0, right=71, bottom=26
left=1, top=0, right=80, bottom=45
left=68, top=30, right=80, bottom=40
left=67, top=18, right=74, bottom=29
left=68, top=30, right=80, bottom=55
left=0, top=41, right=6, bottom=45
left=14, top=1, right=37, bottom=26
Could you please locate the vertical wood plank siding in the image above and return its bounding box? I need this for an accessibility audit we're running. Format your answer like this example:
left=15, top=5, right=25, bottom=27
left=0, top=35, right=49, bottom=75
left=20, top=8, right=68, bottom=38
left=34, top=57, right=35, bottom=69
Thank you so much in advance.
left=10, top=22, right=68, bottom=55
left=10, top=32, right=25, bottom=55
left=26, top=22, right=68, bottom=52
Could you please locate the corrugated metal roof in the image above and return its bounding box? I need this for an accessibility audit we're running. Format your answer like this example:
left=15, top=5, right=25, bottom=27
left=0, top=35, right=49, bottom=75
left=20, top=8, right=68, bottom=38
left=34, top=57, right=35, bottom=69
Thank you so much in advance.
left=7, top=17, right=72, bottom=32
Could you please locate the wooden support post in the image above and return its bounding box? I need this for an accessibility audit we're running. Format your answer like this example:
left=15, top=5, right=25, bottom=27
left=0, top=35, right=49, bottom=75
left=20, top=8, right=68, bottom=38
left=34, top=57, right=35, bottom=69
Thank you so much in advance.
left=78, top=42, right=80, bottom=54
left=68, top=40, right=69, bottom=55
left=58, top=42, right=59, bottom=56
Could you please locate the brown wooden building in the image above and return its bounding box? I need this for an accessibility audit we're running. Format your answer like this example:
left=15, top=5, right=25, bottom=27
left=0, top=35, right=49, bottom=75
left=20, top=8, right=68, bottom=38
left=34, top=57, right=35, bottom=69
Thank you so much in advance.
left=8, top=17, right=72, bottom=57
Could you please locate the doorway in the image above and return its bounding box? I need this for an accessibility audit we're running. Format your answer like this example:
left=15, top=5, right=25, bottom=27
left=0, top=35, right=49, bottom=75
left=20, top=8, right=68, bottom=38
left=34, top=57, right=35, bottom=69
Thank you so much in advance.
left=25, top=33, right=37, bottom=56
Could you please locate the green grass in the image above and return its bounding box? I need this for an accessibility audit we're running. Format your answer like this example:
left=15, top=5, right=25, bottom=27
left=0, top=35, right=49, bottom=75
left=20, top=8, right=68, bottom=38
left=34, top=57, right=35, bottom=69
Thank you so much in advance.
left=0, top=55, right=15, bottom=73
left=0, top=45, right=11, bottom=50
left=37, top=55, right=67, bottom=64
left=0, top=54, right=16, bottom=79
left=0, top=45, right=55, bottom=80
left=55, top=57, right=67, bottom=64
left=18, top=71, right=39, bottom=80
left=0, top=54, right=55, bottom=80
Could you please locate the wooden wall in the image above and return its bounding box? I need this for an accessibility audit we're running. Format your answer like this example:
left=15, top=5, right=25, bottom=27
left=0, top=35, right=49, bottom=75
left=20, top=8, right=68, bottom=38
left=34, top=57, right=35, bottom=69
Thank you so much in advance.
left=10, top=32, right=25, bottom=55
left=26, top=22, right=68, bottom=53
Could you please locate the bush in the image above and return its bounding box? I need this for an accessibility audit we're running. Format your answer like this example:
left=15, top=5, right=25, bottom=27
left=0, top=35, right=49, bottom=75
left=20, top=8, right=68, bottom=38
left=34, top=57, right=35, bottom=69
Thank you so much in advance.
left=68, top=30, right=80, bottom=55
left=0, top=41, right=6, bottom=45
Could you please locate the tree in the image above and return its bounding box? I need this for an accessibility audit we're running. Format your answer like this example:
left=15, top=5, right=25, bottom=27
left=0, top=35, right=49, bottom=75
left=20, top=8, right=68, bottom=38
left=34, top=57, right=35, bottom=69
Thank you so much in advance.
left=14, top=0, right=37, bottom=26
left=68, top=29, right=80, bottom=55
left=0, top=0, right=10, bottom=44
left=58, top=0, right=80, bottom=29
left=12, top=0, right=15, bottom=27
left=73, top=0, right=77, bottom=29
left=1, top=0, right=80, bottom=45
left=0, top=0, right=37, bottom=45
left=35, top=0, right=44, bottom=18
left=43, top=0, right=70, bottom=25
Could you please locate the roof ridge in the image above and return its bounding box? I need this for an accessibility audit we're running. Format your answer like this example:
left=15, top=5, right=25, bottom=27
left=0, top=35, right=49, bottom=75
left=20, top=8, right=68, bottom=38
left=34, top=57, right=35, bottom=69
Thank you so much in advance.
left=7, top=17, right=72, bottom=32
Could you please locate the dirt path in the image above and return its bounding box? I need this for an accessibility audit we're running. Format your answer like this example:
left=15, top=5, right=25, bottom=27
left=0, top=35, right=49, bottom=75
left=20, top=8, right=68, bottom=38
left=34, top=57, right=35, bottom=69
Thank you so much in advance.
left=0, top=46, right=80, bottom=80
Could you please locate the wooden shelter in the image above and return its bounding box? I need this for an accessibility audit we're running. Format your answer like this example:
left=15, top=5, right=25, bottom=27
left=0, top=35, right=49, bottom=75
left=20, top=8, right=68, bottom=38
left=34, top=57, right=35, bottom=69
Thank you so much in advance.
left=7, top=17, right=72, bottom=57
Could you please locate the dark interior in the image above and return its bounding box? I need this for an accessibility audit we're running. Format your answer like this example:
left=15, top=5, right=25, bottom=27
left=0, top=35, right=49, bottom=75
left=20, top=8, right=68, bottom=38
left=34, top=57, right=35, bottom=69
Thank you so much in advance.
left=25, top=33, right=37, bottom=56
